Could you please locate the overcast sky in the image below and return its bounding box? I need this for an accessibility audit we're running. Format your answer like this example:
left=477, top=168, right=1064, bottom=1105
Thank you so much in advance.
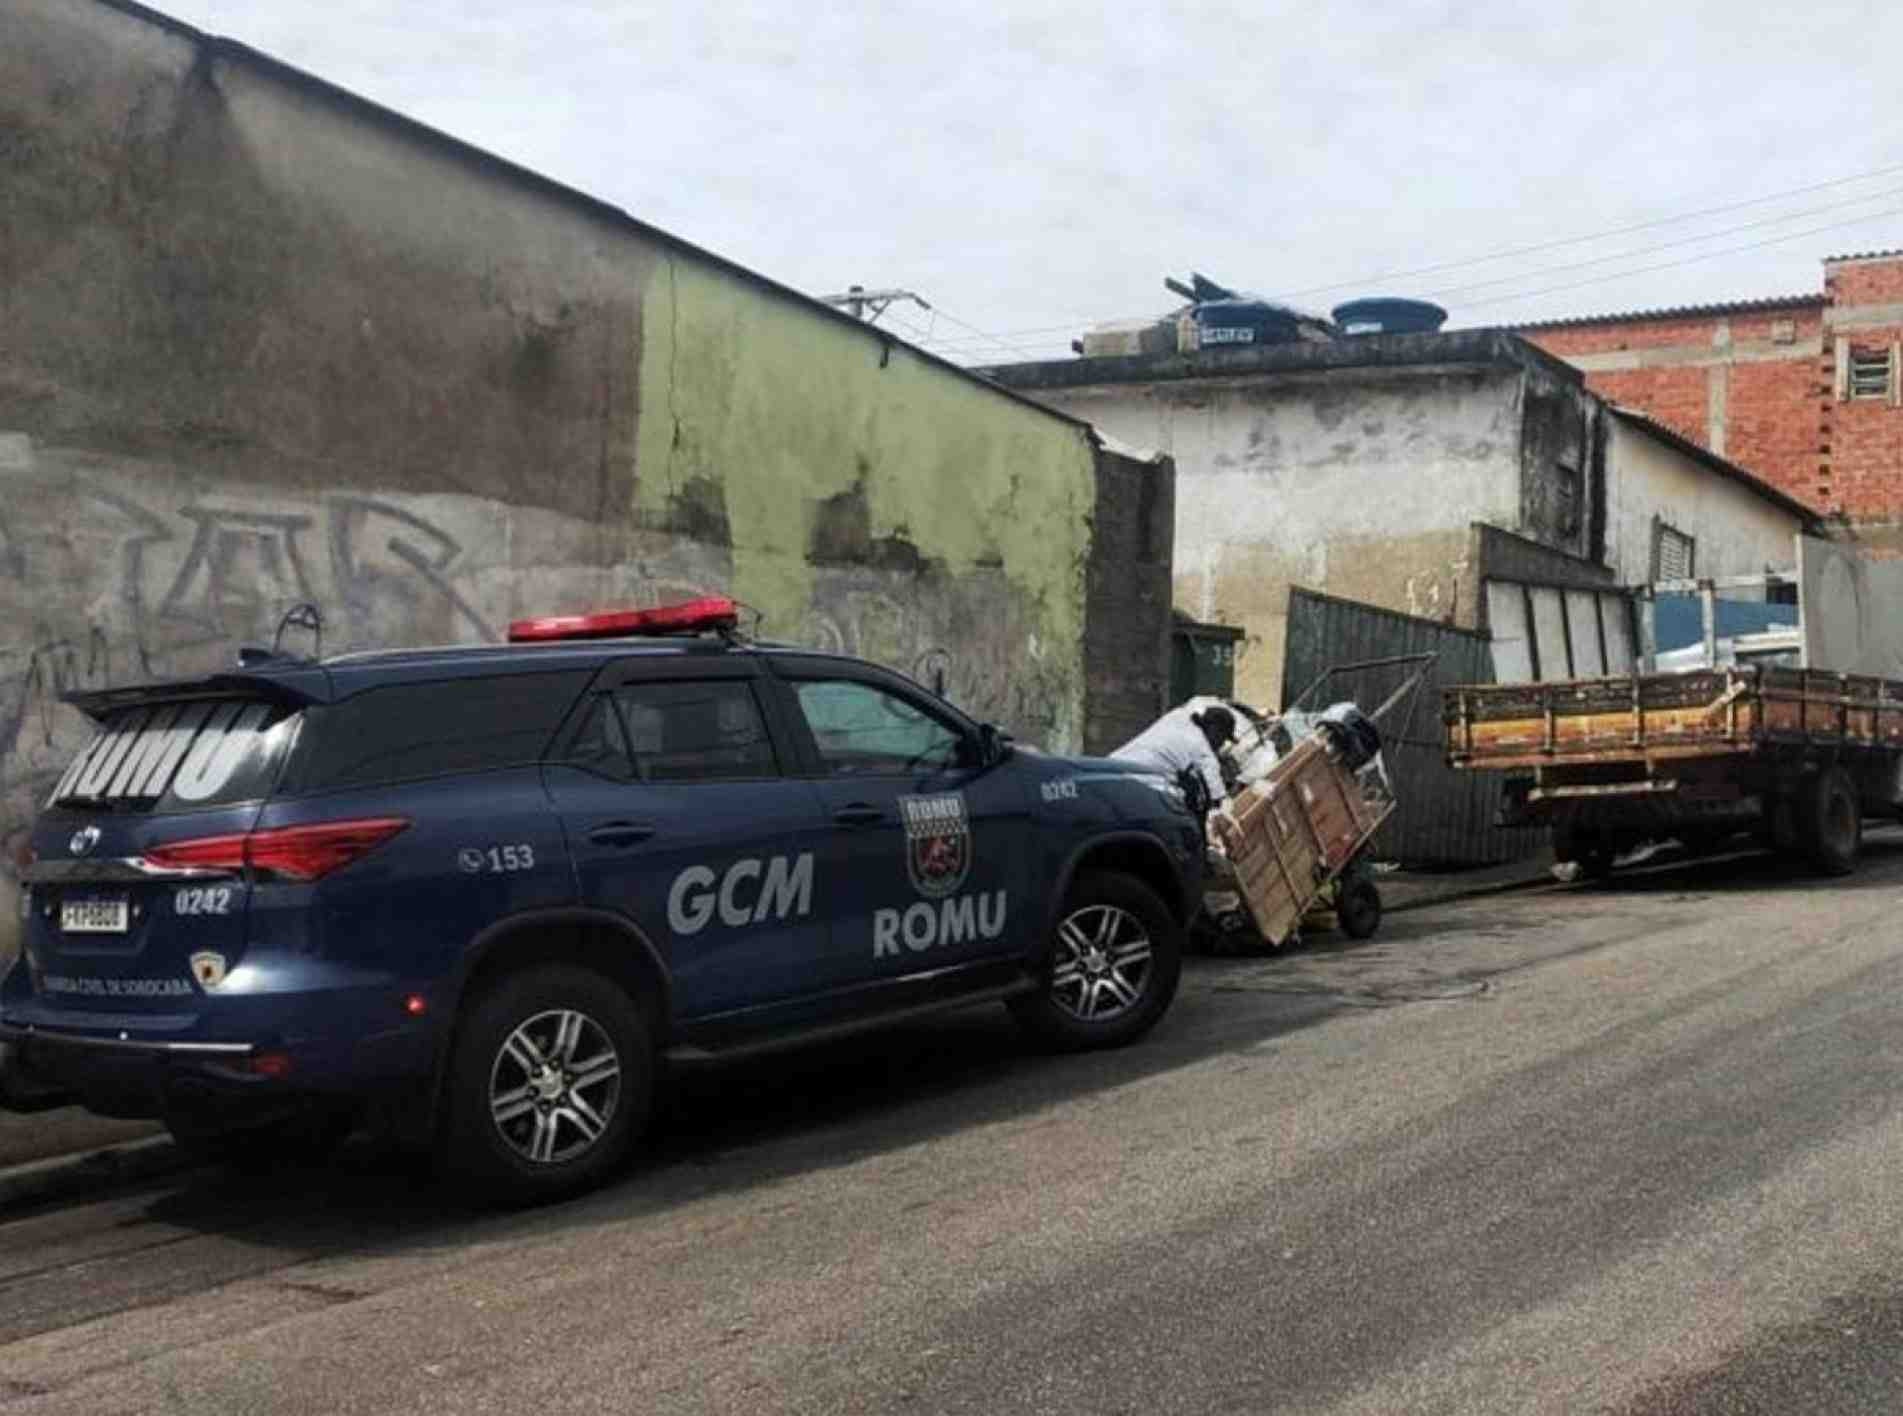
left=159, top=0, right=1903, bottom=363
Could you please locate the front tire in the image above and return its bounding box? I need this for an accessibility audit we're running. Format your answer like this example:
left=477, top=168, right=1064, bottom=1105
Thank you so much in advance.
left=1010, top=871, right=1183, bottom=1050
left=440, top=964, right=651, bottom=1205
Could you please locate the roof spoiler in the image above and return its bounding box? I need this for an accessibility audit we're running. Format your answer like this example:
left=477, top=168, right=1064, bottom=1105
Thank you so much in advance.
left=63, top=664, right=334, bottom=722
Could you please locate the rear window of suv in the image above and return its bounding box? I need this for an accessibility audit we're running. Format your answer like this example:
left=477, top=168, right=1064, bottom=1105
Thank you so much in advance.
left=48, top=699, right=298, bottom=813
left=278, top=670, right=591, bottom=795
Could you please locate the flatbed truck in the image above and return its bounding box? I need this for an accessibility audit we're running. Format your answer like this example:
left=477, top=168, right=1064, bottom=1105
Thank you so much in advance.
left=1443, top=664, right=1903, bottom=877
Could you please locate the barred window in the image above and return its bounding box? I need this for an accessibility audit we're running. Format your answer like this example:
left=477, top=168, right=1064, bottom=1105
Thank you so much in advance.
left=1653, top=522, right=1695, bottom=582
left=1849, top=346, right=1893, bottom=400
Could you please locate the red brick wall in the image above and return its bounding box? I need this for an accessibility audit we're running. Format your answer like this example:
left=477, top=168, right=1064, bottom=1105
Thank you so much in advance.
left=1828, top=257, right=1903, bottom=305
left=1822, top=256, right=1903, bottom=520
left=1522, top=310, right=1818, bottom=496
left=1729, top=356, right=1825, bottom=506
left=1521, top=255, right=1903, bottom=522
left=1572, top=366, right=1709, bottom=446
left=1828, top=366, right=1903, bottom=521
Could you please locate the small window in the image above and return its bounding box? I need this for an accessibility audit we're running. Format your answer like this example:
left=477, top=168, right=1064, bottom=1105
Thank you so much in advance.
left=282, top=671, right=590, bottom=793
left=612, top=681, right=777, bottom=783
left=1850, top=346, right=1893, bottom=400
left=1653, top=521, right=1696, bottom=582
left=794, top=679, right=965, bottom=776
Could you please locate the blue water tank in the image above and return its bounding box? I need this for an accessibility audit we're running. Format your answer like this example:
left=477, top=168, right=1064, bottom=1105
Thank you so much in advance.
left=1331, top=298, right=1448, bottom=335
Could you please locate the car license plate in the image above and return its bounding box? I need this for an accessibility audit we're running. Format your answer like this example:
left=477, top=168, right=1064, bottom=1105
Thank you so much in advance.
left=60, top=897, right=130, bottom=934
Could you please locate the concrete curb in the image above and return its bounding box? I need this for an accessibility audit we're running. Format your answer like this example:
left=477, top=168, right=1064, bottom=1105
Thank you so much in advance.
left=1382, top=868, right=1556, bottom=916
left=0, top=1134, right=192, bottom=1215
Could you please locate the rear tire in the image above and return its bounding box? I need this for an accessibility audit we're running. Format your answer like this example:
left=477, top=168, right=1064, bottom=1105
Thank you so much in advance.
left=440, top=964, right=651, bottom=1205
left=1010, top=871, right=1182, bottom=1051
left=1797, top=766, right=1860, bottom=876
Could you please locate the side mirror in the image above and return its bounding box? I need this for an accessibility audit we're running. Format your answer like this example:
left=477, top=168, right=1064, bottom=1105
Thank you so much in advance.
left=976, top=722, right=1012, bottom=767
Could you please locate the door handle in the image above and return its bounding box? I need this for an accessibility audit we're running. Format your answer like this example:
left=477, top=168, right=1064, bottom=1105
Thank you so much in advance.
left=833, top=804, right=887, bottom=827
left=587, top=821, right=656, bottom=848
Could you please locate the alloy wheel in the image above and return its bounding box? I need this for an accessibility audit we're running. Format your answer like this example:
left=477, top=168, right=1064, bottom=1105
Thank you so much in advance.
left=488, top=1008, right=622, bottom=1166
left=1051, top=904, right=1154, bottom=1022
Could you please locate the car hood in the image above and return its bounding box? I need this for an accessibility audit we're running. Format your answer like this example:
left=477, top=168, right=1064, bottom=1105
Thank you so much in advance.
left=1013, top=747, right=1190, bottom=820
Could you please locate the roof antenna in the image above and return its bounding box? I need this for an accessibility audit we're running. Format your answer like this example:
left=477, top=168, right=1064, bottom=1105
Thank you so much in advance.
left=272, top=602, right=324, bottom=661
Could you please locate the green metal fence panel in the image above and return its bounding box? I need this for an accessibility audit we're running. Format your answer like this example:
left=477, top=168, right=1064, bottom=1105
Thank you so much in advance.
left=1280, top=588, right=1544, bottom=867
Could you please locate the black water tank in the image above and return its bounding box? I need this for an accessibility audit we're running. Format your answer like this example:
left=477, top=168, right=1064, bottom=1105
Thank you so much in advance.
left=1331, top=298, right=1448, bottom=335
left=1193, top=299, right=1302, bottom=348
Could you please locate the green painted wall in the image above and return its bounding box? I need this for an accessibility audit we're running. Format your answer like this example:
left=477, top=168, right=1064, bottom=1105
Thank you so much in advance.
left=635, top=254, right=1101, bottom=748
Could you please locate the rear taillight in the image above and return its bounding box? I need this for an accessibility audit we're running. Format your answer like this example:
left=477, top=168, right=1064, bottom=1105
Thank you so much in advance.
left=142, top=833, right=249, bottom=873
left=144, top=818, right=409, bottom=882
left=247, top=819, right=410, bottom=881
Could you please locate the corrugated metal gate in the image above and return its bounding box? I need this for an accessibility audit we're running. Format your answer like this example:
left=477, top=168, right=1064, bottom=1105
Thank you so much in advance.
left=1280, top=588, right=1543, bottom=866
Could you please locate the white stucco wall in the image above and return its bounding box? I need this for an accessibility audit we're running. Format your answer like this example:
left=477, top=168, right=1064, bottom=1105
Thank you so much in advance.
left=1604, top=417, right=1806, bottom=584
left=1030, top=369, right=1526, bottom=705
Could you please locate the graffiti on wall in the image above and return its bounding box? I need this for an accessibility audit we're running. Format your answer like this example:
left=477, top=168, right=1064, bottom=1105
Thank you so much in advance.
left=0, top=464, right=530, bottom=890
left=0, top=437, right=1054, bottom=924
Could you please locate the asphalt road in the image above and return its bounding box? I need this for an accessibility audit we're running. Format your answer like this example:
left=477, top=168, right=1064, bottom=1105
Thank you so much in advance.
left=5, top=839, right=1903, bottom=1414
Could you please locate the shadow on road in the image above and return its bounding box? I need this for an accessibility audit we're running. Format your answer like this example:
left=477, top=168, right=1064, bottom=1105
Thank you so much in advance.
left=110, top=968, right=1374, bottom=1275
left=1573, top=828, right=1903, bottom=898
left=72, top=835, right=1903, bottom=1294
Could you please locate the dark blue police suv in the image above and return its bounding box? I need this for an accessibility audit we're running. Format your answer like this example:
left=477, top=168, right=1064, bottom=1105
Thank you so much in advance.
left=2, top=599, right=1204, bottom=1202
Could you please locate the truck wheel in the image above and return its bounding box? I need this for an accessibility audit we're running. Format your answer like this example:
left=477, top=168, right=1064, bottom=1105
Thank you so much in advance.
left=1010, top=871, right=1183, bottom=1051
left=441, top=964, right=651, bottom=1205
left=166, top=1106, right=357, bottom=1173
left=1554, top=824, right=1615, bottom=880
left=1798, top=766, right=1860, bottom=876
left=1336, top=877, right=1382, bottom=940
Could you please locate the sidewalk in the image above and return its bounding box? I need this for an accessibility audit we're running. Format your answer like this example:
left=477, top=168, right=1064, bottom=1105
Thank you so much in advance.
left=0, top=1107, right=157, bottom=1171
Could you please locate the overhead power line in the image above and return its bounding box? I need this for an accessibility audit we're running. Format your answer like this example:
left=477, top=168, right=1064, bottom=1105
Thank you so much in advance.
left=1459, top=203, right=1903, bottom=312
left=1271, top=158, right=1903, bottom=300
left=853, top=162, right=1903, bottom=362
left=1422, top=183, right=1903, bottom=302
left=920, top=305, right=1053, bottom=362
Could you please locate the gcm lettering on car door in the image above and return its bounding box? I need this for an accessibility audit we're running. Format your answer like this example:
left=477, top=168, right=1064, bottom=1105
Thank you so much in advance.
left=667, top=853, right=814, bottom=936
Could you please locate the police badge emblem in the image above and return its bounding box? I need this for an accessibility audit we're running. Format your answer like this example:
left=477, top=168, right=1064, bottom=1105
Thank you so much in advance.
left=900, top=793, right=971, bottom=899
left=189, top=951, right=228, bottom=989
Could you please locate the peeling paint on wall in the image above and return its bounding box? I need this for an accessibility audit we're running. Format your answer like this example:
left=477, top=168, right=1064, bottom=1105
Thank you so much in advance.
left=0, top=431, right=1092, bottom=955
left=0, top=0, right=1169, bottom=958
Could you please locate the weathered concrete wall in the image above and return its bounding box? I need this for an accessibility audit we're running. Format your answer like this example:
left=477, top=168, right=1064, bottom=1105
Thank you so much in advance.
left=1080, top=444, right=1175, bottom=751
left=1516, top=367, right=1607, bottom=564
left=1024, top=368, right=1526, bottom=707
left=1603, top=418, right=1807, bottom=584
left=1, top=0, right=1154, bottom=953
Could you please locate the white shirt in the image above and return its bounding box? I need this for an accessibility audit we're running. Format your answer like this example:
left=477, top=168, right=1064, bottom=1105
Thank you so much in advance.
left=1111, top=706, right=1227, bottom=802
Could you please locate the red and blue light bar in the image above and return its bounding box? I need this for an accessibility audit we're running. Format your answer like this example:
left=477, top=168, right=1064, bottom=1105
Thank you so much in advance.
left=505, top=596, right=740, bottom=644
